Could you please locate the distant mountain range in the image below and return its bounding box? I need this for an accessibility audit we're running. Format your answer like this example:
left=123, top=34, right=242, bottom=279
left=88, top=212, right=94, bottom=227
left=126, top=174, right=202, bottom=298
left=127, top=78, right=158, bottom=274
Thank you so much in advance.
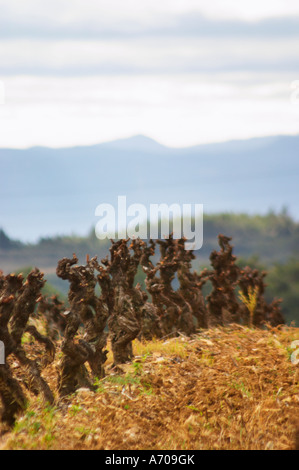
left=0, top=134, right=298, bottom=242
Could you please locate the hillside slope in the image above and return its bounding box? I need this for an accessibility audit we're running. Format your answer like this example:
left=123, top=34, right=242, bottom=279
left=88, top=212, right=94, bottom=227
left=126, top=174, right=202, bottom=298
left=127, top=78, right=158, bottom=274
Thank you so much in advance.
left=1, top=325, right=298, bottom=450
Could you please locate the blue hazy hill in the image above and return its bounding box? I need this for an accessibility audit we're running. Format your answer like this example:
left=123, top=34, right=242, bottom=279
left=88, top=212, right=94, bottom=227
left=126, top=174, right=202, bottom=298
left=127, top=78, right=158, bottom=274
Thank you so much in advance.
left=0, top=134, right=298, bottom=241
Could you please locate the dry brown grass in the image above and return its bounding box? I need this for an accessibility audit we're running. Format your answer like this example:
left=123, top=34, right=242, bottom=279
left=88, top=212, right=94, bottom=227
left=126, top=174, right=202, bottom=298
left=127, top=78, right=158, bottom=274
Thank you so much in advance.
left=1, top=324, right=299, bottom=450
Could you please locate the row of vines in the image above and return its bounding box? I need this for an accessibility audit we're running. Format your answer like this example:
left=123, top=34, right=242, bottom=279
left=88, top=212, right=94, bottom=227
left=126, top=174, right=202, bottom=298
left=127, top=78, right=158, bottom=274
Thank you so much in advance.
left=0, top=234, right=284, bottom=428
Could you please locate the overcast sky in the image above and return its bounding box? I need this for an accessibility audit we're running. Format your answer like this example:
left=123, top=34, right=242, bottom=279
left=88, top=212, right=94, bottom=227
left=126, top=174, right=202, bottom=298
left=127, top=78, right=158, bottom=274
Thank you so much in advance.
left=0, top=0, right=299, bottom=148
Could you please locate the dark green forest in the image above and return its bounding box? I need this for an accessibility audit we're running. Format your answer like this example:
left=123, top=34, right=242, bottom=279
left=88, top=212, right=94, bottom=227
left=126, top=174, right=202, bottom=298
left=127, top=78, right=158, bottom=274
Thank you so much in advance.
left=1, top=209, right=298, bottom=325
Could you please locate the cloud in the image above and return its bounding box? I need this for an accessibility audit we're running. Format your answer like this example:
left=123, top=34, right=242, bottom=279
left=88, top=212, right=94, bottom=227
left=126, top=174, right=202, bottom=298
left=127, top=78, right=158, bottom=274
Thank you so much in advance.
left=0, top=1, right=298, bottom=77
left=1, top=0, right=299, bottom=39
left=1, top=12, right=299, bottom=39
left=1, top=73, right=298, bottom=149
left=0, top=37, right=298, bottom=76
left=2, top=0, right=299, bottom=24
left=0, top=0, right=298, bottom=149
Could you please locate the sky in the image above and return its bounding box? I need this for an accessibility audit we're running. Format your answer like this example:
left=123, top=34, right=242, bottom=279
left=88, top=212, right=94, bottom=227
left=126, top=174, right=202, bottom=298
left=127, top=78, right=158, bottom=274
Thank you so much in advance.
left=0, top=0, right=299, bottom=148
